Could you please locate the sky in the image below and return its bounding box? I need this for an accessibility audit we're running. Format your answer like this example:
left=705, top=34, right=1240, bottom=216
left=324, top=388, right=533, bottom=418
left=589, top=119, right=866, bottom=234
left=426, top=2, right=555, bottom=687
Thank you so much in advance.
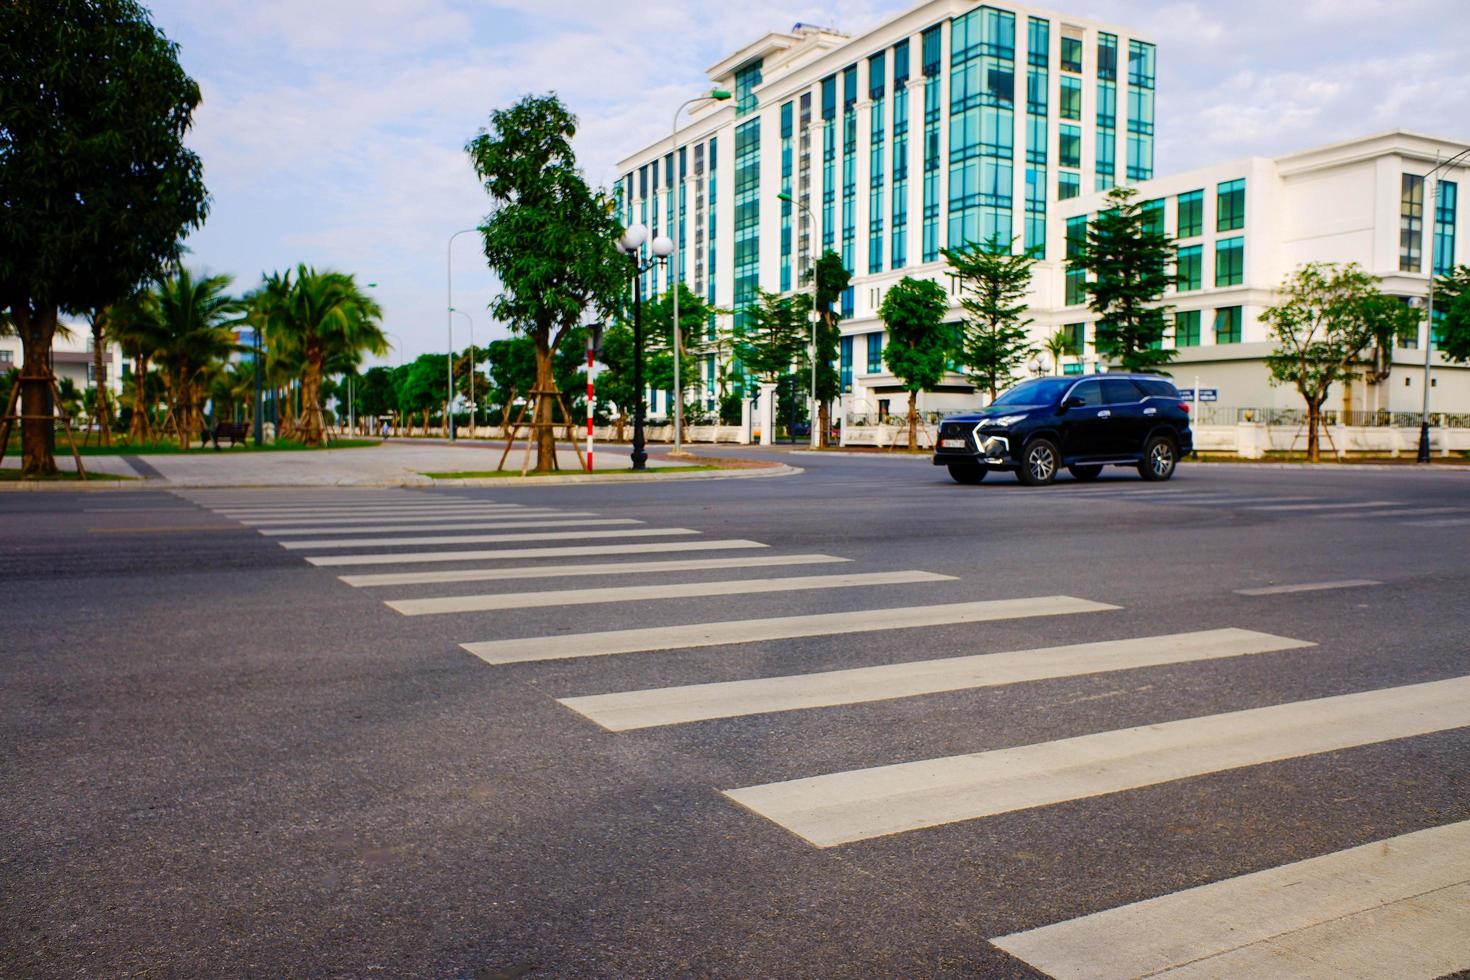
left=145, top=0, right=1470, bottom=367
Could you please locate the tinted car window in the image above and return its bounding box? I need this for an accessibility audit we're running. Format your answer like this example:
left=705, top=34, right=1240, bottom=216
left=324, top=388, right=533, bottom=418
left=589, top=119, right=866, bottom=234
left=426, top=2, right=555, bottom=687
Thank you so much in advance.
left=1136, top=378, right=1178, bottom=398
left=991, top=377, right=1073, bottom=406
left=1101, top=378, right=1146, bottom=404
left=1069, top=380, right=1103, bottom=406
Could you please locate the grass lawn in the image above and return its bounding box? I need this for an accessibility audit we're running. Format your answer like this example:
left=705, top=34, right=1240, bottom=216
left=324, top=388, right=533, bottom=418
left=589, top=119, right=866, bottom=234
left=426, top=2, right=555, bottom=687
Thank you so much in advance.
left=420, top=465, right=723, bottom=479
left=4, top=438, right=382, bottom=456
left=0, top=468, right=138, bottom=482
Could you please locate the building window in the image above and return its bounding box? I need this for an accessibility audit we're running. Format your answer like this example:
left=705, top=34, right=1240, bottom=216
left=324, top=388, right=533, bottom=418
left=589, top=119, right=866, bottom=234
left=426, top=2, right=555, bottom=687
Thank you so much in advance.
left=891, top=39, right=910, bottom=270
left=1433, top=179, right=1457, bottom=277
left=1025, top=17, right=1049, bottom=257
left=1024, top=165, right=1046, bottom=258
left=1400, top=173, right=1424, bottom=273
left=779, top=101, right=793, bottom=293
left=732, top=119, right=761, bottom=330
left=734, top=59, right=763, bottom=117
left=1059, top=76, right=1082, bottom=121
left=841, top=64, right=857, bottom=306
left=1096, top=76, right=1116, bottom=191
left=1127, top=39, right=1156, bottom=87
left=1141, top=198, right=1165, bottom=236
left=868, top=51, right=887, bottom=275
left=1125, top=40, right=1155, bottom=181
left=1066, top=215, right=1088, bottom=258
left=1177, top=189, right=1203, bottom=238
left=1174, top=310, right=1201, bottom=347
left=1058, top=170, right=1080, bottom=200
left=1213, top=306, right=1242, bottom=344
left=840, top=335, right=853, bottom=392
left=1065, top=268, right=1087, bottom=306
left=1215, top=236, right=1244, bottom=287
left=1216, top=178, right=1245, bottom=232
left=867, top=331, right=883, bottom=373
left=1065, top=215, right=1088, bottom=304
left=1059, top=124, right=1081, bottom=169
left=921, top=24, right=943, bottom=262
left=0, top=349, right=12, bottom=366
left=1064, top=322, right=1085, bottom=355
left=707, top=136, right=718, bottom=316
left=705, top=354, right=716, bottom=410
left=1060, top=36, right=1082, bottom=73
left=948, top=6, right=1015, bottom=250
left=1176, top=244, right=1202, bottom=291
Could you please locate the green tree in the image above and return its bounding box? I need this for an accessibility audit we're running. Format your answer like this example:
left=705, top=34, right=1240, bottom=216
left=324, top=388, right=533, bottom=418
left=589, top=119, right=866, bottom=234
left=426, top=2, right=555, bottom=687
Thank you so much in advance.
left=1, top=0, right=208, bottom=475
left=1042, top=329, right=1073, bottom=376
left=397, top=353, right=448, bottom=434
left=736, top=289, right=811, bottom=383
left=466, top=94, right=625, bottom=471
left=810, top=250, right=850, bottom=446
left=594, top=323, right=639, bottom=439
left=1071, top=186, right=1176, bottom=372
left=257, top=265, right=385, bottom=446
left=1435, top=265, right=1470, bottom=363
left=1263, top=262, right=1410, bottom=461
left=104, top=290, right=168, bottom=442
left=943, top=235, right=1037, bottom=399
left=355, top=366, right=398, bottom=428
left=879, top=276, right=951, bottom=450
left=149, top=268, right=242, bottom=447
left=485, top=336, right=537, bottom=430
left=639, top=284, right=723, bottom=435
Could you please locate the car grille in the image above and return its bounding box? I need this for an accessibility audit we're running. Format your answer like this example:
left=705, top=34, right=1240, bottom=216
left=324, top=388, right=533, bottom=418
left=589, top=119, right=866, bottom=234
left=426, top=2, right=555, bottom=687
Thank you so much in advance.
left=938, top=421, right=973, bottom=451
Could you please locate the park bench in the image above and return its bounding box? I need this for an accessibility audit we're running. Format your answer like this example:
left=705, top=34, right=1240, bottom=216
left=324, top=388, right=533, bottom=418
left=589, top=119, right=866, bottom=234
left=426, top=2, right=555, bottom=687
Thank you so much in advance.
left=205, top=421, right=251, bottom=449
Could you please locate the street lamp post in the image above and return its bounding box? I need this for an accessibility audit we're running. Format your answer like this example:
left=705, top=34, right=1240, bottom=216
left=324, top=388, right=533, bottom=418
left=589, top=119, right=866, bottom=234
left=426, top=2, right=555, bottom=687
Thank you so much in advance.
left=446, top=227, right=478, bottom=440
left=450, top=308, right=475, bottom=432
left=1415, top=146, right=1470, bottom=463
left=252, top=325, right=264, bottom=447
left=670, top=89, right=733, bottom=453
left=778, top=190, right=821, bottom=447
left=617, top=222, right=673, bottom=470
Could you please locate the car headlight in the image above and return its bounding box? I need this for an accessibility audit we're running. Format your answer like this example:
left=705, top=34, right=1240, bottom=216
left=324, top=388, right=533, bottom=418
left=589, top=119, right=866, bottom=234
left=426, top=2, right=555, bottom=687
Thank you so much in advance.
left=989, top=414, right=1029, bottom=427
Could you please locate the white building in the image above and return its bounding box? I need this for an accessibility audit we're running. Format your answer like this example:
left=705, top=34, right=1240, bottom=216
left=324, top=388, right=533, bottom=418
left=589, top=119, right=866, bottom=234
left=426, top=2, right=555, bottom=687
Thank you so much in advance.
left=0, top=321, right=124, bottom=404
left=614, top=1, right=1467, bottom=426
left=1050, top=130, right=1469, bottom=416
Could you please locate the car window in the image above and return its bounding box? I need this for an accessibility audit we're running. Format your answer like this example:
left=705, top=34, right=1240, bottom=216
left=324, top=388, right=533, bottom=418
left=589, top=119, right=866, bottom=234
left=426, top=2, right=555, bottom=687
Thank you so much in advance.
left=1101, top=378, right=1145, bottom=404
left=1068, top=380, right=1103, bottom=406
left=992, top=377, right=1072, bottom=406
left=1136, top=378, right=1178, bottom=398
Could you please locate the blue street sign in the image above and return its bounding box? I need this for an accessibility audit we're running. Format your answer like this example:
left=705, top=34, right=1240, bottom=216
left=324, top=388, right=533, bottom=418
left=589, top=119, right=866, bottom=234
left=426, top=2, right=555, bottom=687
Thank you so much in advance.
left=1177, top=388, right=1193, bottom=400
left=1199, top=388, right=1219, bottom=402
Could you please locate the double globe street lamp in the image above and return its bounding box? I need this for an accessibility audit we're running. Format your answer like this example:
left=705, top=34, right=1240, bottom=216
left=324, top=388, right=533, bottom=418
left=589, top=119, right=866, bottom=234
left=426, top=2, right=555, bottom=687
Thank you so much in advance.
left=616, top=221, right=674, bottom=470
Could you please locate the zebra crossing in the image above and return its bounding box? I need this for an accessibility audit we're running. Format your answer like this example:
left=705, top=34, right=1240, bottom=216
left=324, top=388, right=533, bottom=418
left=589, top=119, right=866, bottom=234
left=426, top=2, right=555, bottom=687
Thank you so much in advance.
left=1030, top=483, right=1470, bottom=526
left=173, top=486, right=1470, bottom=980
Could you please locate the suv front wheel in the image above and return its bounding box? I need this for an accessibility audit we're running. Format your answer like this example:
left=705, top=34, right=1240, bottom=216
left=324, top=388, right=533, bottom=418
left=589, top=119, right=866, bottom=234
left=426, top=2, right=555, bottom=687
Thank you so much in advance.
left=1139, top=434, right=1178, bottom=481
left=1018, top=438, right=1060, bottom=486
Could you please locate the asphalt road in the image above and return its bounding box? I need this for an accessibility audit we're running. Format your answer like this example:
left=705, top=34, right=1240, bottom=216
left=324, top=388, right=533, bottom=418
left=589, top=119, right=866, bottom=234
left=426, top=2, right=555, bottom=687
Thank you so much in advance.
left=3, top=453, right=1469, bottom=978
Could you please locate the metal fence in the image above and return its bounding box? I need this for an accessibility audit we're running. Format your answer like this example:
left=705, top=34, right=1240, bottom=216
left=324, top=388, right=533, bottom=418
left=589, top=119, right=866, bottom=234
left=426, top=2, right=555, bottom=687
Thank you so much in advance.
left=1192, top=406, right=1470, bottom=428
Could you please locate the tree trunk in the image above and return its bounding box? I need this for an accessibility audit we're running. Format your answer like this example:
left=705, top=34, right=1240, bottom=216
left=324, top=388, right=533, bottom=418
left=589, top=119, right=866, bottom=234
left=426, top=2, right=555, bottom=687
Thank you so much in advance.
left=615, top=409, right=627, bottom=443
left=1307, top=401, right=1321, bottom=463
left=90, top=315, right=112, bottom=446
left=13, top=302, right=60, bottom=477
left=129, top=355, right=150, bottom=443
left=299, top=346, right=324, bottom=446
left=907, top=394, right=918, bottom=452
left=532, top=339, right=558, bottom=472
left=818, top=400, right=830, bottom=448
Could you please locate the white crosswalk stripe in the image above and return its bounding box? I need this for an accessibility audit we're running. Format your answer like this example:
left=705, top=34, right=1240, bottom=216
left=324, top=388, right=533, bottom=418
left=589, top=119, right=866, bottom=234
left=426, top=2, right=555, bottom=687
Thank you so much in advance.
left=1314, top=507, right=1464, bottom=520
left=559, top=628, right=1314, bottom=731
left=304, top=539, right=770, bottom=567
left=239, top=509, right=573, bottom=526
left=219, top=505, right=530, bottom=518
left=388, top=570, right=953, bottom=616
left=339, top=553, right=849, bottom=588
left=461, top=596, right=1118, bottom=664
left=1243, top=500, right=1396, bottom=512
left=278, top=527, right=700, bottom=550
left=1404, top=516, right=1470, bottom=527
left=722, top=675, right=1470, bottom=847
left=1234, top=579, right=1381, bottom=596
left=256, top=517, right=637, bottom=536
left=993, top=819, right=1470, bottom=980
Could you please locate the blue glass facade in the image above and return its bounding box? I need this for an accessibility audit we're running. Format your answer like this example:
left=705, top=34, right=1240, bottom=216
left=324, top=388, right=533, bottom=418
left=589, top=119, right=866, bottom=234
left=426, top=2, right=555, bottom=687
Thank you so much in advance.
left=1024, top=16, right=1048, bottom=257
left=1126, top=40, right=1155, bottom=180
left=1096, top=32, right=1117, bottom=190
left=868, top=51, right=887, bottom=274
left=949, top=6, right=1016, bottom=249
left=921, top=25, right=943, bottom=262
left=821, top=75, right=836, bottom=251
left=841, top=65, right=858, bottom=317
left=1434, top=180, right=1457, bottom=276
left=733, top=118, right=761, bottom=330
left=780, top=101, right=794, bottom=292
left=891, top=39, right=911, bottom=269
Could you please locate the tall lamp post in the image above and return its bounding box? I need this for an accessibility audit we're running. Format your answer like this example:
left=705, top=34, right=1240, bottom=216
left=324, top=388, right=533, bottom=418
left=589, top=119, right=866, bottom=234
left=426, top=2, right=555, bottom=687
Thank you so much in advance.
left=617, top=221, right=673, bottom=470
left=1415, top=147, right=1470, bottom=463
left=450, top=308, right=475, bottom=431
left=778, top=190, right=822, bottom=447
left=252, top=324, right=265, bottom=447
left=446, top=227, right=478, bottom=440
left=670, top=89, right=733, bottom=453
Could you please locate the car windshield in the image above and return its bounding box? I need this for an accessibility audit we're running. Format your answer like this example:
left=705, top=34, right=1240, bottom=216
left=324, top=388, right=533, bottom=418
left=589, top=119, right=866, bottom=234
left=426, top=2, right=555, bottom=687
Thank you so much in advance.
left=990, top=377, right=1073, bottom=407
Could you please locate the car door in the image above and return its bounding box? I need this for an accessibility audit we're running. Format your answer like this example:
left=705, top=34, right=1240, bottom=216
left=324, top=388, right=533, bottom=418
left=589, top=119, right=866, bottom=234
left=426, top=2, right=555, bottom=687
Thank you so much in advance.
left=1060, top=379, right=1106, bottom=459
left=1100, top=378, right=1149, bottom=456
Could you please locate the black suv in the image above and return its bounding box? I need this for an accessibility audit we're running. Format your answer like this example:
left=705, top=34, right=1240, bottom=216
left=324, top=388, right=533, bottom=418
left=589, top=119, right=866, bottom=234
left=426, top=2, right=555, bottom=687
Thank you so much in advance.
left=932, top=374, right=1193, bottom=486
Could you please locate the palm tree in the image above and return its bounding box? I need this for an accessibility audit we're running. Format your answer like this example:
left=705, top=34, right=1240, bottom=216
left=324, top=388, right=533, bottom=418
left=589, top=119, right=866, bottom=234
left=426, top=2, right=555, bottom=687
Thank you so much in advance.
left=106, top=291, right=169, bottom=443
left=258, top=265, right=385, bottom=446
left=1042, top=329, right=1073, bottom=377
left=150, top=269, right=243, bottom=448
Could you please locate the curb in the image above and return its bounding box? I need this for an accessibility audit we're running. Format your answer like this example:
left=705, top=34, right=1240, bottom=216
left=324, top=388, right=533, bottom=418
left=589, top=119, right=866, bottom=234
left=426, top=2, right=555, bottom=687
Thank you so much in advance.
left=789, top=449, right=931, bottom=460
left=0, top=479, right=144, bottom=492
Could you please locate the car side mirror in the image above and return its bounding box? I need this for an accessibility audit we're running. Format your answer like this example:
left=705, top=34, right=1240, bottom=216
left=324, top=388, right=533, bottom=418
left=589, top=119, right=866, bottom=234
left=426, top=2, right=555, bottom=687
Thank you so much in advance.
left=1062, top=396, right=1085, bottom=410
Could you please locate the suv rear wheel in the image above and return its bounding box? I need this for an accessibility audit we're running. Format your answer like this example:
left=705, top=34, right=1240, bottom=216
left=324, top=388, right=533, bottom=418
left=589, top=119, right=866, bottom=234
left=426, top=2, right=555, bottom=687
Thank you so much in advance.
left=1068, top=464, right=1103, bottom=482
left=947, top=464, right=987, bottom=485
left=1139, top=435, right=1178, bottom=481
left=1018, top=438, right=1059, bottom=486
